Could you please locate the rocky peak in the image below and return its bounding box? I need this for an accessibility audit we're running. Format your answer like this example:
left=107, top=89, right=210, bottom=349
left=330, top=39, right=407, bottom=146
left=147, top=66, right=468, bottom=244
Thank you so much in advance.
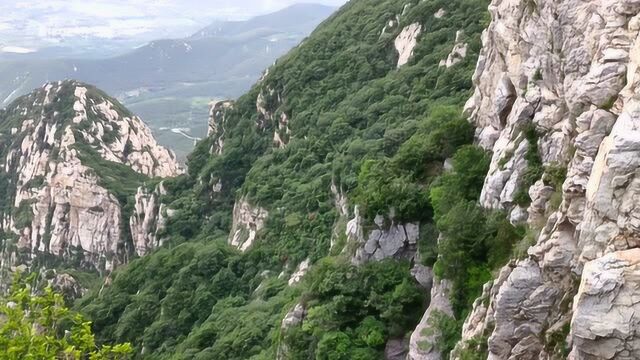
left=0, top=80, right=181, bottom=274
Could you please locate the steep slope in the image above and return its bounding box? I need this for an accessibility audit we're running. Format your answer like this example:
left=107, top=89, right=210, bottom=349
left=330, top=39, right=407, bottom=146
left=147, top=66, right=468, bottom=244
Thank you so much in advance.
left=0, top=80, right=181, bottom=280
left=76, top=0, right=496, bottom=359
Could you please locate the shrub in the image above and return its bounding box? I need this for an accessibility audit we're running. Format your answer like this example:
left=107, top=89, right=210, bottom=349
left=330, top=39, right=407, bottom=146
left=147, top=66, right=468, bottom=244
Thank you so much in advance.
left=0, top=274, right=132, bottom=359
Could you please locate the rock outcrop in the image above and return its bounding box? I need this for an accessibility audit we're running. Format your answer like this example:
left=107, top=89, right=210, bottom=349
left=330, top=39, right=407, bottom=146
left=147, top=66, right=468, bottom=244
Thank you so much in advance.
left=348, top=210, right=419, bottom=264
left=47, top=271, right=86, bottom=300
left=277, top=303, right=307, bottom=360
left=408, top=278, right=454, bottom=360
left=395, top=23, right=422, bottom=68
left=570, top=248, right=640, bottom=359
left=439, top=31, right=468, bottom=68
left=228, top=197, right=269, bottom=251
left=450, top=0, right=640, bottom=358
left=208, top=100, right=234, bottom=155
left=288, top=258, right=311, bottom=286
left=129, top=183, right=169, bottom=257
left=0, top=80, right=180, bottom=274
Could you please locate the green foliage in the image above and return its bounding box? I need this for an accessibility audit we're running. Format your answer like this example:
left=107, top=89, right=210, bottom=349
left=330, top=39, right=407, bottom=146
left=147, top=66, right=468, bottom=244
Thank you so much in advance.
left=79, top=240, right=255, bottom=357
left=13, top=200, right=36, bottom=230
left=353, top=107, right=473, bottom=221
left=0, top=172, right=12, bottom=217
left=429, top=145, right=523, bottom=318
left=533, top=68, right=543, bottom=81
left=600, top=95, right=618, bottom=110
left=428, top=310, right=461, bottom=359
left=418, top=223, right=439, bottom=266
left=72, top=141, right=149, bottom=204
left=287, top=258, right=425, bottom=359
left=456, top=336, right=489, bottom=360
left=0, top=274, right=132, bottom=359
left=543, top=163, right=566, bottom=213
left=544, top=322, right=571, bottom=358
left=392, top=107, right=474, bottom=173
left=354, top=158, right=431, bottom=221
left=512, top=227, right=539, bottom=259
left=543, top=163, right=567, bottom=192
left=513, top=123, right=543, bottom=206
left=429, top=145, right=490, bottom=220
left=23, top=175, right=46, bottom=189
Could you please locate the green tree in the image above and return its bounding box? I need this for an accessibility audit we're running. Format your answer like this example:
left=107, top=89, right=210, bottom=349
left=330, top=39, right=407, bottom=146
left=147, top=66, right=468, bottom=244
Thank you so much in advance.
left=0, top=274, right=132, bottom=360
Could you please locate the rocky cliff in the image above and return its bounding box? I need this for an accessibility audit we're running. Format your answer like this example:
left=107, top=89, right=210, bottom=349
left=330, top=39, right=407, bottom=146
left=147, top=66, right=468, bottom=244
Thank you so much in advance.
left=0, top=80, right=181, bottom=277
left=437, top=0, right=640, bottom=359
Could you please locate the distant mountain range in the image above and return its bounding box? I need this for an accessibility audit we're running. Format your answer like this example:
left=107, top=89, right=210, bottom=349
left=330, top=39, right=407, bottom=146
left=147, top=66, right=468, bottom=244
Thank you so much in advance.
left=0, top=3, right=336, bottom=159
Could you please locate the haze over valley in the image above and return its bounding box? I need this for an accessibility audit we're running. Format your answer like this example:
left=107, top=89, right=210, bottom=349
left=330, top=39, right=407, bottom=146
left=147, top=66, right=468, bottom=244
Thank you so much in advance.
left=0, top=2, right=340, bottom=158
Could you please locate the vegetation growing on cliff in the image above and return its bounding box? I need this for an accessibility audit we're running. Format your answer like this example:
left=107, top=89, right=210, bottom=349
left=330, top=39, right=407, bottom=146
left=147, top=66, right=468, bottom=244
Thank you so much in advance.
left=73, top=0, right=500, bottom=358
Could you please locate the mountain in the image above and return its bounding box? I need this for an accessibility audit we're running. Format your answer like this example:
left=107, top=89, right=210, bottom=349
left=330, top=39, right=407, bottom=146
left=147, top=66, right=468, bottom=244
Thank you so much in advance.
left=0, top=4, right=337, bottom=160
left=75, top=0, right=489, bottom=358
left=191, top=3, right=338, bottom=39
left=2, top=0, right=640, bottom=359
left=0, top=80, right=180, bottom=288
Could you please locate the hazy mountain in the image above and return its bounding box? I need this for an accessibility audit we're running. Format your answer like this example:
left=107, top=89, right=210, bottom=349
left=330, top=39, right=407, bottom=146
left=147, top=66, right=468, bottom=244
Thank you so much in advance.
left=0, top=3, right=336, bottom=159
left=191, top=3, right=338, bottom=38
left=0, top=0, right=347, bottom=61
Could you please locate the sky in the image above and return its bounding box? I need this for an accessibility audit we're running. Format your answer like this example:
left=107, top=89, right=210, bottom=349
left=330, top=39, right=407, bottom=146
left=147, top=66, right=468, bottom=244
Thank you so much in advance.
left=0, top=0, right=347, bottom=53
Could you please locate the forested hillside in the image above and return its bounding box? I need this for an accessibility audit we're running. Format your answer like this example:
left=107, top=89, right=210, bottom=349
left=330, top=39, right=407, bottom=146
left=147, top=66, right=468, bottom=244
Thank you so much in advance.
left=74, top=0, right=508, bottom=359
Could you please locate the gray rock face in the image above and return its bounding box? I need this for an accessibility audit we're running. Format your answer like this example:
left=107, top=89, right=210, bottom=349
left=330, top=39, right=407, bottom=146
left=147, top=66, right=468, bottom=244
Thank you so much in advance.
left=439, top=31, right=468, bottom=68
left=386, top=338, right=409, bottom=360
left=579, top=101, right=640, bottom=262
left=350, top=212, right=419, bottom=264
left=273, top=112, right=291, bottom=149
left=570, top=249, right=640, bottom=359
left=281, top=303, right=306, bottom=329
left=48, top=272, right=86, bottom=300
left=452, top=0, right=640, bottom=358
left=287, top=258, right=311, bottom=286
left=277, top=303, right=307, bottom=360
left=411, top=264, right=434, bottom=290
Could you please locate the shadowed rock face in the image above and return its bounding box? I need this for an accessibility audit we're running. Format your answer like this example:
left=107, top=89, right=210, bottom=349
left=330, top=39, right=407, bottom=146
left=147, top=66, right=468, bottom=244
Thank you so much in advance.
left=0, top=80, right=181, bottom=274
left=444, top=0, right=640, bottom=358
